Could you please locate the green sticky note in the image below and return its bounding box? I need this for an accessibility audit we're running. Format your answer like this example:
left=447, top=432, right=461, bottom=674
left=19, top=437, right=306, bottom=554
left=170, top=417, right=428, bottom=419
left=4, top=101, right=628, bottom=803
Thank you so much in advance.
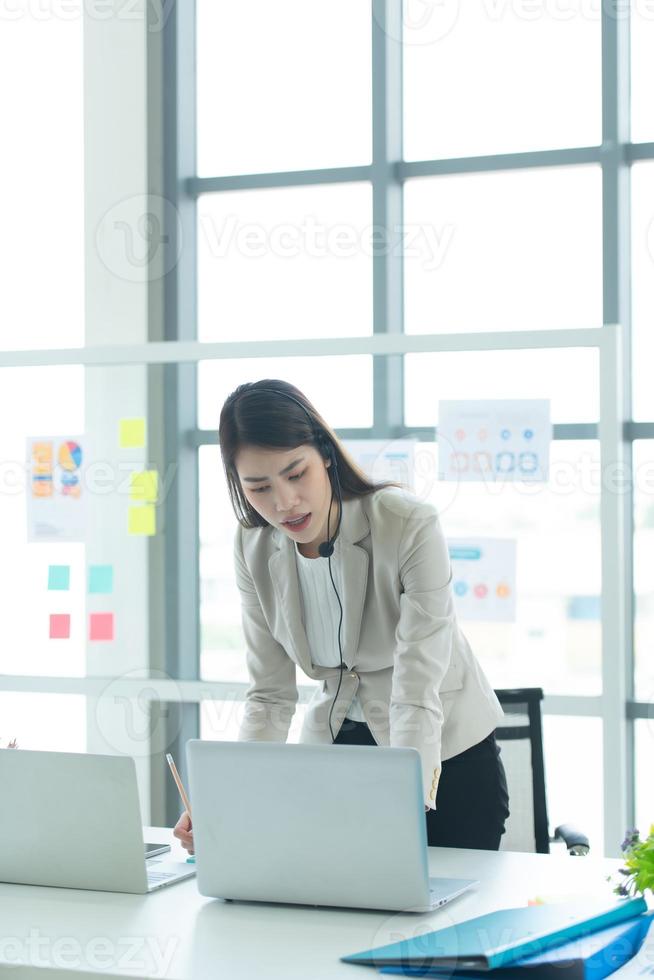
left=119, top=418, right=146, bottom=449
left=48, top=565, right=70, bottom=591
left=130, top=470, right=159, bottom=503
left=89, top=564, right=113, bottom=594
left=128, top=504, right=156, bottom=536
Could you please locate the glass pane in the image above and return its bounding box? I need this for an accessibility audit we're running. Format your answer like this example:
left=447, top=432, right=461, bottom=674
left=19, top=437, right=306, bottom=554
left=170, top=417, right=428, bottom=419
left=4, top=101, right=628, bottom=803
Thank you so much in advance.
left=411, top=440, right=601, bottom=696
left=634, top=441, right=654, bottom=700
left=200, top=700, right=308, bottom=743
left=635, top=721, right=654, bottom=836
left=0, top=6, right=84, bottom=349
left=198, top=355, right=373, bottom=431
left=0, top=367, right=85, bottom=677
left=197, top=0, right=371, bottom=176
left=405, top=349, right=599, bottom=425
left=201, top=436, right=602, bottom=695
left=0, top=364, right=156, bottom=679
left=198, top=184, right=373, bottom=342
left=631, top=6, right=654, bottom=144
left=403, top=1, right=601, bottom=161
left=543, top=716, right=604, bottom=854
left=631, top=162, right=654, bottom=421
left=404, top=168, right=602, bottom=334
left=200, top=447, right=250, bottom=684
left=0, top=693, right=86, bottom=752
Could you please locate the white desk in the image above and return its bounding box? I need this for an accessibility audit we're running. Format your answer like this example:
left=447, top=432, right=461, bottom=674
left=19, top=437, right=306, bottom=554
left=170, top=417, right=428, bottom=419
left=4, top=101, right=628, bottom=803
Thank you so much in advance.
left=0, top=828, right=624, bottom=979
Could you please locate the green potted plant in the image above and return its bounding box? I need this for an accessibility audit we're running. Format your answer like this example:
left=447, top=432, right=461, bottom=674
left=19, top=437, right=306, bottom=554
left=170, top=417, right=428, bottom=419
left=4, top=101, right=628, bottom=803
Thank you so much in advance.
left=613, top=827, right=654, bottom=898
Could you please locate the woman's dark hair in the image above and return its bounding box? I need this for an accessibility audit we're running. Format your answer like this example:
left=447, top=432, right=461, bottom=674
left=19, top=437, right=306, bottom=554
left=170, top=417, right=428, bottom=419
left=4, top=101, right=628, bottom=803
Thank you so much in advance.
left=218, top=379, right=401, bottom=528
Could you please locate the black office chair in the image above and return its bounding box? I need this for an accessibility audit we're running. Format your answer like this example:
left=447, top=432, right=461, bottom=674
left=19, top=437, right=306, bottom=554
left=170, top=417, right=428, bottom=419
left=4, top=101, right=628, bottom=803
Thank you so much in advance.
left=494, top=688, right=590, bottom=855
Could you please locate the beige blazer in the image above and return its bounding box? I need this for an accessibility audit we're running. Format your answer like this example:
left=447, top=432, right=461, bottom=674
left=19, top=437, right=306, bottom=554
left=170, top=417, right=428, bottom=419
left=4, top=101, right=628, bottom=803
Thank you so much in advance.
left=234, top=486, right=504, bottom=805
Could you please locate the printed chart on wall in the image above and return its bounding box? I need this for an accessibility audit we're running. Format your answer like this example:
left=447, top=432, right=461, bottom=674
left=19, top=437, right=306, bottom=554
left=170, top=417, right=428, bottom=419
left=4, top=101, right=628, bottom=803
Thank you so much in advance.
left=26, top=436, right=87, bottom=542
left=344, top=440, right=416, bottom=490
left=448, top=538, right=517, bottom=623
left=438, top=399, right=551, bottom=483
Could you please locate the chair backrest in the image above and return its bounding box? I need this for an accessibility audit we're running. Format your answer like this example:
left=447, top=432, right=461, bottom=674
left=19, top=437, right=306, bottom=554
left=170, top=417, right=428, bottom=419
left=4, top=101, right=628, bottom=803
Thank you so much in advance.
left=494, top=688, right=550, bottom=854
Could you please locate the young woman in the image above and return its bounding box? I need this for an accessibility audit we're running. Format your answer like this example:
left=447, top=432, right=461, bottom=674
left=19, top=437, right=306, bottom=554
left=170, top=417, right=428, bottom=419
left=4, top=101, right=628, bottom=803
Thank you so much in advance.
left=175, top=379, right=509, bottom=855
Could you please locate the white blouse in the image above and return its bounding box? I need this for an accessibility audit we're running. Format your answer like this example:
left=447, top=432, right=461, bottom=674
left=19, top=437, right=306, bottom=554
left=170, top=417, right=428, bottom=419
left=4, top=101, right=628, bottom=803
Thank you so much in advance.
left=294, top=544, right=365, bottom=723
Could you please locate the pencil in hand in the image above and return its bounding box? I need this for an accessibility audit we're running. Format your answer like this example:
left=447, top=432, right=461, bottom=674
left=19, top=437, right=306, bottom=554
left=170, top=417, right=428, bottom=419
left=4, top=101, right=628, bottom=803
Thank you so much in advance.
left=165, top=752, right=192, bottom=818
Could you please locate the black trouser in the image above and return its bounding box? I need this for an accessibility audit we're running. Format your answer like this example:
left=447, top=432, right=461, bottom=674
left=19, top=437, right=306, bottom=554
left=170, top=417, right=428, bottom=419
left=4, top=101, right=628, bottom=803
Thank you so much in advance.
left=334, top=720, right=510, bottom=850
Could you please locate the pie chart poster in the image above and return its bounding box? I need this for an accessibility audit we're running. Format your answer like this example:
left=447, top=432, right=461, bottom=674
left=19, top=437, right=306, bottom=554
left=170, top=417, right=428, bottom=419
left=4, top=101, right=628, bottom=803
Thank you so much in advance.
left=448, top=538, right=517, bottom=623
left=26, top=436, right=87, bottom=542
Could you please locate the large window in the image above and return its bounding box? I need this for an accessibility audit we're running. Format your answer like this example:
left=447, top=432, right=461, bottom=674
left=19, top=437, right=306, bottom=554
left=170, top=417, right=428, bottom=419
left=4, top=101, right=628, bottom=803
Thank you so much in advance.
left=3, top=1, right=651, bottom=852
left=0, top=6, right=84, bottom=350
left=403, top=2, right=601, bottom=160
left=188, top=1, right=647, bottom=857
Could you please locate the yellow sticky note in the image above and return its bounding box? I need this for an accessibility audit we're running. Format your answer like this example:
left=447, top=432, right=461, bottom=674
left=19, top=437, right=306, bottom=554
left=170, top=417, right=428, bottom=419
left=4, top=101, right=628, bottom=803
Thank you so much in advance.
left=128, top=504, right=156, bottom=536
left=119, top=418, right=146, bottom=449
left=130, top=470, right=159, bottom=503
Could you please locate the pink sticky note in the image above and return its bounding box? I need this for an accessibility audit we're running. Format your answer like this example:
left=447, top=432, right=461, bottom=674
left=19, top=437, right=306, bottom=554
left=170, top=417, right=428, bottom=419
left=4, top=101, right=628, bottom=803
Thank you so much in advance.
left=49, top=614, right=71, bottom=640
left=89, top=612, right=114, bottom=642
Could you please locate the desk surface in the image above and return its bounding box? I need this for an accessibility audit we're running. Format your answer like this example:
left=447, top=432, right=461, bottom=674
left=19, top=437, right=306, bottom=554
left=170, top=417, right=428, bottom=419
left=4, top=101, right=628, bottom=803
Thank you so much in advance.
left=0, top=828, right=625, bottom=979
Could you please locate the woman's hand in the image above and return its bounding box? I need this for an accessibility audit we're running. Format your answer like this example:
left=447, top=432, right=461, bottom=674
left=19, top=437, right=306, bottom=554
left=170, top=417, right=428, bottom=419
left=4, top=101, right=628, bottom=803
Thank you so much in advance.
left=173, top=811, right=194, bottom=855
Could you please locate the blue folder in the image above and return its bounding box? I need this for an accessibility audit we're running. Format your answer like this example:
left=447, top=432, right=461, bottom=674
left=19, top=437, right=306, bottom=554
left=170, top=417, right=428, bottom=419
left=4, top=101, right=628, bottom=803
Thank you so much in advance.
left=377, top=912, right=654, bottom=979
left=341, top=897, right=647, bottom=971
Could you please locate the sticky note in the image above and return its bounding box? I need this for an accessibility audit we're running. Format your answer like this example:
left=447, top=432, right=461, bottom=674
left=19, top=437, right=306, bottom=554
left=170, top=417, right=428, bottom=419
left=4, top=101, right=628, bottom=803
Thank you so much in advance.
left=130, top=470, right=158, bottom=503
left=89, top=612, right=114, bottom=642
left=49, top=614, right=71, bottom=639
left=128, top=504, right=156, bottom=536
left=119, top=418, right=146, bottom=449
left=48, top=565, right=70, bottom=591
left=88, top=564, right=113, bottom=594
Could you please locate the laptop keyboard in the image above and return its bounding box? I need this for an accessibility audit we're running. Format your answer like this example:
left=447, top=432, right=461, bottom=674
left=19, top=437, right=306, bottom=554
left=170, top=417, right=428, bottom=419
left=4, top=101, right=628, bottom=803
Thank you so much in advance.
left=147, top=870, right=178, bottom=886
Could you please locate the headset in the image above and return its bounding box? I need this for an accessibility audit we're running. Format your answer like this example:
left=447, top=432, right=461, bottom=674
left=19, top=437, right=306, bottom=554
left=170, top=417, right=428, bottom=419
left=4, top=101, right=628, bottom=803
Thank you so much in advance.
left=247, top=388, right=345, bottom=742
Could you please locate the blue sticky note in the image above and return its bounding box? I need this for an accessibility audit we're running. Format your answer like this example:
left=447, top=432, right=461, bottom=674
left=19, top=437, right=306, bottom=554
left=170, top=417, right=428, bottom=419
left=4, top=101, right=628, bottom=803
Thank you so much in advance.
left=89, top=565, right=114, bottom=595
left=48, top=565, right=70, bottom=591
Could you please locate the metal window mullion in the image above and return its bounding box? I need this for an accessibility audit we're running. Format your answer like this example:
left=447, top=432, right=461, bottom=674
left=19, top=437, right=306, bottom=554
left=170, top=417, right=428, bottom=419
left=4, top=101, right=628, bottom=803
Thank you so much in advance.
left=400, top=145, right=601, bottom=179
left=600, top=1, right=633, bottom=855
left=371, top=1, right=404, bottom=438
left=189, top=422, right=600, bottom=448
left=153, top=0, right=200, bottom=827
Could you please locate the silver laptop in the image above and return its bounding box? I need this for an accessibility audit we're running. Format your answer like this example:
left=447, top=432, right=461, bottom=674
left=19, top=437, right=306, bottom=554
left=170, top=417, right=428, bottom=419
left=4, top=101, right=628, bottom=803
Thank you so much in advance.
left=0, top=749, right=195, bottom=893
left=186, top=740, right=477, bottom=913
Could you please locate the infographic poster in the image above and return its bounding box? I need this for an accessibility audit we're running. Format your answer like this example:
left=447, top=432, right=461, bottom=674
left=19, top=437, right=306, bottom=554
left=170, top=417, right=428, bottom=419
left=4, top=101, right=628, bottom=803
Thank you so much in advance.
left=448, top=538, right=517, bottom=623
left=438, top=400, right=550, bottom=483
left=26, top=436, right=87, bottom=542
